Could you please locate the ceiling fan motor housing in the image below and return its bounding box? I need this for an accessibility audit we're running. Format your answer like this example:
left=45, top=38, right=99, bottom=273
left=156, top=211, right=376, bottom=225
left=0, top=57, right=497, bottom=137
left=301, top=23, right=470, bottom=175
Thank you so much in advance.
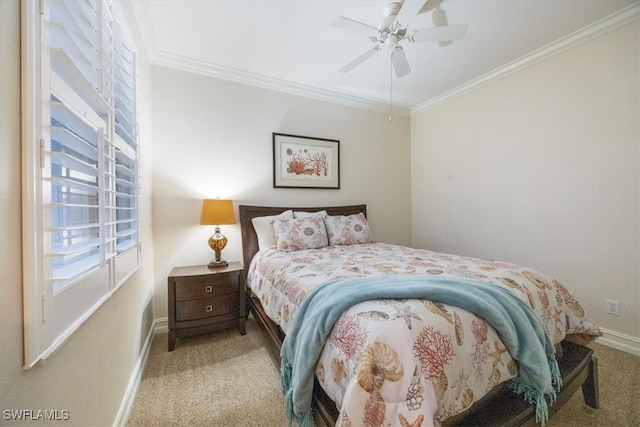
left=377, top=2, right=412, bottom=50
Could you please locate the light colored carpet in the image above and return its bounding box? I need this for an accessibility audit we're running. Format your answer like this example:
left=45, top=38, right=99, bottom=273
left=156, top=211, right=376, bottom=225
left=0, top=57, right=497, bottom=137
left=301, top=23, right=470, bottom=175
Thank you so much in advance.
left=127, top=316, right=640, bottom=426
left=127, top=318, right=286, bottom=426
left=547, top=341, right=640, bottom=427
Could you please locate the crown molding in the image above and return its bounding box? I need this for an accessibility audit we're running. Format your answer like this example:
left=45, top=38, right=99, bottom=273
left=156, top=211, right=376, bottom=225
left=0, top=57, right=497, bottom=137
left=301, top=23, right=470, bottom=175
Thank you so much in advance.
left=152, top=50, right=411, bottom=117
left=410, top=3, right=640, bottom=116
left=131, top=2, right=637, bottom=118
left=129, top=1, right=158, bottom=64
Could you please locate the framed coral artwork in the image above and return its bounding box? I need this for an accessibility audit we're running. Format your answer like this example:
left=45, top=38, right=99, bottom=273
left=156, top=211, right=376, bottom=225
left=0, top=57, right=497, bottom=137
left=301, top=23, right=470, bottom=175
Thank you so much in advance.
left=273, top=133, right=340, bottom=189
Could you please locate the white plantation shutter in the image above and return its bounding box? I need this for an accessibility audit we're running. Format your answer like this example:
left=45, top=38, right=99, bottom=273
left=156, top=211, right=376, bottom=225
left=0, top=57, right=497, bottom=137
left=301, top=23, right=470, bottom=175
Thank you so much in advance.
left=22, top=0, right=140, bottom=368
left=113, top=20, right=139, bottom=260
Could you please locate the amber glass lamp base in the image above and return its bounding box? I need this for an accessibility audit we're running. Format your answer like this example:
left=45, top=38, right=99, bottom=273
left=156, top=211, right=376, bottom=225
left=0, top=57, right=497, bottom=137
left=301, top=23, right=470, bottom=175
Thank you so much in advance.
left=207, top=227, right=228, bottom=268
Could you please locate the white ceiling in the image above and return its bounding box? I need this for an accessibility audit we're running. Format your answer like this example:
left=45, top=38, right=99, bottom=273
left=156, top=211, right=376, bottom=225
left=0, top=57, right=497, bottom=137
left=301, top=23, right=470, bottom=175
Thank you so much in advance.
left=131, top=0, right=639, bottom=114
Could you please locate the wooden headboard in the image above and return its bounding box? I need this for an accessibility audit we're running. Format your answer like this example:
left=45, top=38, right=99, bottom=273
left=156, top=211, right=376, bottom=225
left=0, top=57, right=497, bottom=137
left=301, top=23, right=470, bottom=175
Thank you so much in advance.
left=238, top=204, right=367, bottom=273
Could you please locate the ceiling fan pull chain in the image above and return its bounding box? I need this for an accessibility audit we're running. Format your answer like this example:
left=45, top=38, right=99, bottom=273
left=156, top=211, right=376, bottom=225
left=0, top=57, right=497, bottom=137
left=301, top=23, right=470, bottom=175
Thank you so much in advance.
left=389, top=57, right=393, bottom=122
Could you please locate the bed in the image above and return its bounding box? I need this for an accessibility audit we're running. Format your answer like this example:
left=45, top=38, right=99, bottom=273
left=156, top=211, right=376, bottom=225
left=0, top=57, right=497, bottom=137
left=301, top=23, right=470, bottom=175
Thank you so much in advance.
left=239, top=204, right=601, bottom=427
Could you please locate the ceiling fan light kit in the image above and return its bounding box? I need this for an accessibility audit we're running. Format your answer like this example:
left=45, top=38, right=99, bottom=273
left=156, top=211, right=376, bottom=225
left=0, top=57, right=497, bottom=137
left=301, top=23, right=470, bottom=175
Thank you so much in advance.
left=331, top=0, right=468, bottom=78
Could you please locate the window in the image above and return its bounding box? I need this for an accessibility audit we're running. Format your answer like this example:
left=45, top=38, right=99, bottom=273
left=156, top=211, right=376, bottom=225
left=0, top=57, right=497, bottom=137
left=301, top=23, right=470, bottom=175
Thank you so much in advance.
left=22, top=0, right=140, bottom=368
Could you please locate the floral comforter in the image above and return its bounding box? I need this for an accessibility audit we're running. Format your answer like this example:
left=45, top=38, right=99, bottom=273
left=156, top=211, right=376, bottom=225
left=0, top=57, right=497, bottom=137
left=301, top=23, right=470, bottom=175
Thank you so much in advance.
left=247, top=243, right=601, bottom=427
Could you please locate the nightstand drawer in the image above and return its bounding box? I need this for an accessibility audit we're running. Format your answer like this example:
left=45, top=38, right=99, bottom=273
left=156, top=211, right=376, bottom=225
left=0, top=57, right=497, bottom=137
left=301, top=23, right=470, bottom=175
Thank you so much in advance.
left=175, top=294, right=238, bottom=322
left=174, top=275, right=238, bottom=301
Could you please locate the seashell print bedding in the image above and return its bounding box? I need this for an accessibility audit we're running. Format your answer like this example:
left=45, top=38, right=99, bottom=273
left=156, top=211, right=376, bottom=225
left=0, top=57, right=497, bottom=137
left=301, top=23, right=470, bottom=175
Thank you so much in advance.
left=247, top=243, right=601, bottom=426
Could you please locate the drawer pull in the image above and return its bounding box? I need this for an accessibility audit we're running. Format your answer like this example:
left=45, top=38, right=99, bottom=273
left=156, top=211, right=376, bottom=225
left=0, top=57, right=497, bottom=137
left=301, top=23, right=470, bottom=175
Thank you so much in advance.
left=205, top=285, right=213, bottom=293
left=205, top=305, right=213, bottom=313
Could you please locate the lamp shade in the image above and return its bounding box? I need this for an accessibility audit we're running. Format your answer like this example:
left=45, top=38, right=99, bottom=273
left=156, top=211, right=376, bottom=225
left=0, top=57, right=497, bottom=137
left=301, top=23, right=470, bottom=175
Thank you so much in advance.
left=200, top=199, right=236, bottom=225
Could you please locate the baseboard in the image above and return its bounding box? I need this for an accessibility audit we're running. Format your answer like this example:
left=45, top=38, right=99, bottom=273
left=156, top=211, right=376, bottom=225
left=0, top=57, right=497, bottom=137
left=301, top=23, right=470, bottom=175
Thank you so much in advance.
left=112, top=317, right=162, bottom=427
left=596, top=327, right=640, bottom=356
left=154, top=316, right=168, bottom=333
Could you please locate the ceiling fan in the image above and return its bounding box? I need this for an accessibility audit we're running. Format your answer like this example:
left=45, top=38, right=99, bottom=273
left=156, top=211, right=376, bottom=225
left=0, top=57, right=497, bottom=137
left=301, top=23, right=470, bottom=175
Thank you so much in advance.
left=330, top=0, right=468, bottom=78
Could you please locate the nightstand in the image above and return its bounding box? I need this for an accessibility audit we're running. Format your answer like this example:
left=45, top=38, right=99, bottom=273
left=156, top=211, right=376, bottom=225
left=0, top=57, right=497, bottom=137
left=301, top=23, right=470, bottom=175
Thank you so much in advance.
left=167, top=262, right=245, bottom=351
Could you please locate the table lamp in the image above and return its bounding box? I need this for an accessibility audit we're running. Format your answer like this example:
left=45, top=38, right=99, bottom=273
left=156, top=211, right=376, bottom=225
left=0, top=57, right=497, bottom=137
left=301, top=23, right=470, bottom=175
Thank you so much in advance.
left=200, top=199, right=236, bottom=267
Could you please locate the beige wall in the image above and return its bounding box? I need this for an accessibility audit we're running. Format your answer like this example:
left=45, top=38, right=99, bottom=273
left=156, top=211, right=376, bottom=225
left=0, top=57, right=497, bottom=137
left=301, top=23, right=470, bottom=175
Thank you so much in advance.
left=150, top=66, right=412, bottom=320
left=411, top=22, right=640, bottom=351
left=0, top=1, right=155, bottom=425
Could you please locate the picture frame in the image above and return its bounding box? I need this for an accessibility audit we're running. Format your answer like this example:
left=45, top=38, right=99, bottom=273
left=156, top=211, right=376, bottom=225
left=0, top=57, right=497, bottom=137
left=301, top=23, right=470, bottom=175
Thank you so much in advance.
left=273, top=133, right=340, bottom=189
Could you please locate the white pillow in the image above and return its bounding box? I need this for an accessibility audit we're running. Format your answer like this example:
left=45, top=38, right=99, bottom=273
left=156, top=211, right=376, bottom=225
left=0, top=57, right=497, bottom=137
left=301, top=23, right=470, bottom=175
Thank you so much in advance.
left=293, top=210, right=328, bottom=219
left=272, top=216, right=328, bottom=252
left=251, top=210, right=293, bottom=250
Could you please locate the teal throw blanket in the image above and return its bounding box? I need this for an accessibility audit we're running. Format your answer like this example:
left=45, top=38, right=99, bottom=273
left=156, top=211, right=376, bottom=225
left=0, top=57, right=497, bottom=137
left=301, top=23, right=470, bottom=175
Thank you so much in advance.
left=280, top=275, right=561, bottom=427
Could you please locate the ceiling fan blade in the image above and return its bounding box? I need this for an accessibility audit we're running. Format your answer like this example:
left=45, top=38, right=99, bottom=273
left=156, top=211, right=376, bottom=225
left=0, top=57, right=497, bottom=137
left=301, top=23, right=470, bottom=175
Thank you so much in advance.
left=418, top=0, right=443, bottom=14
left=391, top=47, right=410, bottom=78
left=432, top=7, right=453, bottom=47
left=408, top=23, right=468, bottom=43
left=393, top=0, right=423, bottom=28
left=339, top=48, right=379, bottom=73
left=331, top=15, right=378, bottom=36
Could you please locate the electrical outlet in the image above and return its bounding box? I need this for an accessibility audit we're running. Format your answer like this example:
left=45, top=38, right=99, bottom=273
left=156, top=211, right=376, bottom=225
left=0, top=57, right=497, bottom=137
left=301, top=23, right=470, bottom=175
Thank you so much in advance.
left=606, top=299, right=619, bottom=316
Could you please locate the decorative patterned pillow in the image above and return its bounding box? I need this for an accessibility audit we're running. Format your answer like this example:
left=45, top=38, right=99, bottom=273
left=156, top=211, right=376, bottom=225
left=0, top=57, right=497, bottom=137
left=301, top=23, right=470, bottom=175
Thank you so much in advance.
left=272, top=216, right=329, bottom=252
left=252, top=210, right=294, bottom=250
left=324, top=212, right=374, bottom=245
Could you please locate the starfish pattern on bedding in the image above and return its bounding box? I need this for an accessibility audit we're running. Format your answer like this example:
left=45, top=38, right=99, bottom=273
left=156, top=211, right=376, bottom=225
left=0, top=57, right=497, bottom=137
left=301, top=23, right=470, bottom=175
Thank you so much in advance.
left=488, top=341, right=508, bottom=368
left=553, top=306, right=563, bottom=323
left=392, top=304, right=422, bottom=330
